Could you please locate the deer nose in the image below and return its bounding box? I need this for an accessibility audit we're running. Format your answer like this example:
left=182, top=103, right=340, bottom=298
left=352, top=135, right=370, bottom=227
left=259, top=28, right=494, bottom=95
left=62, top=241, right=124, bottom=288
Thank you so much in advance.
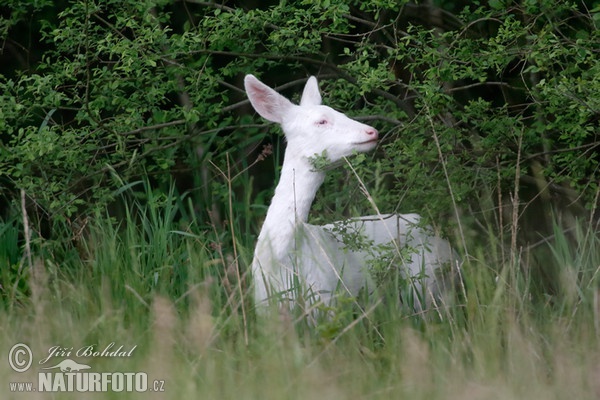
left=366, top=128, right=378, bottom=140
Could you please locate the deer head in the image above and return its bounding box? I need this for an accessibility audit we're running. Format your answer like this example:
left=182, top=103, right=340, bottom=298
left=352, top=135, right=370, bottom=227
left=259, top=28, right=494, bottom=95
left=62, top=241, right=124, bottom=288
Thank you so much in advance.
left=244, top=75, right=378, bottom=165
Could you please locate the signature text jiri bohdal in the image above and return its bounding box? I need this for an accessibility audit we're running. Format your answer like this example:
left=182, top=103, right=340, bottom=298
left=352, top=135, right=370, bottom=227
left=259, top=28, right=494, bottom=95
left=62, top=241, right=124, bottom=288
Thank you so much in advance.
left=39, top=343, right=137, bottom=365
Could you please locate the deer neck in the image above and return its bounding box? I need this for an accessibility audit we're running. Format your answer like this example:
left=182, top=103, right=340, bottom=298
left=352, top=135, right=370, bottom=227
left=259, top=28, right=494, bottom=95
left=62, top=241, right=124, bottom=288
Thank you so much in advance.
left=255, top=148, right=325, bottom=264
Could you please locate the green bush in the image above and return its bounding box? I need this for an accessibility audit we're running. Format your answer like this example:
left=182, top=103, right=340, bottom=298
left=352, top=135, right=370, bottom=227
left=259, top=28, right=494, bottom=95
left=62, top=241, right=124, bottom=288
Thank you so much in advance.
left=1, top=0, right=598, bottom=266
left=1, top=3, right=599, bottom=397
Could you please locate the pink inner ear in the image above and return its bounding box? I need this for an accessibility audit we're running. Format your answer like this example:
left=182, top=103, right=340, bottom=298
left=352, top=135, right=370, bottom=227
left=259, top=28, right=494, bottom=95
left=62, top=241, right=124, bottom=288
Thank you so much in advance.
left=258, top=91, right=280, bottom=119
left=253, top=86, right=269, bottom=104
left=245, top=75, right=293, bottom=123
left=247, top=83, right=279, bottom=122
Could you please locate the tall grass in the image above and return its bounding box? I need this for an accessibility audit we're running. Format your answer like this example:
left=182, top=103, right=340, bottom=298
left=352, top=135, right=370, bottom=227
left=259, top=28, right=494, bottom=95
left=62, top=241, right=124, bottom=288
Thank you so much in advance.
left=1, top=179, right=599, bottom=399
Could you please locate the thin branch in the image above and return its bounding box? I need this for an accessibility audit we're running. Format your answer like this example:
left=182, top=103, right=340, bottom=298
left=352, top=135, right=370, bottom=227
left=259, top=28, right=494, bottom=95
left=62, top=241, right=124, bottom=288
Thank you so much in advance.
left=179, top=0, right=237, bottom=13
left=209, top=155, right=249, bottom=345
left=118, top=119, right=187, bottom=136
left=18, top=189, right=33, bottom=277
left=523, top=140, right=600, bottom=162
left=445, top=81, right=513, bottom=93
left=510, top=130, right=523, bottom=262
left=426, top=105, right=469, bottom=259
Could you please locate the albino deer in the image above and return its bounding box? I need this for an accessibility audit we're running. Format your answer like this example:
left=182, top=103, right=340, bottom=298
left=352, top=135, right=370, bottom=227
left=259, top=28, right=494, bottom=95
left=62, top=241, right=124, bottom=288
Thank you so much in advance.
left=245, top=74, right=457, bottom=313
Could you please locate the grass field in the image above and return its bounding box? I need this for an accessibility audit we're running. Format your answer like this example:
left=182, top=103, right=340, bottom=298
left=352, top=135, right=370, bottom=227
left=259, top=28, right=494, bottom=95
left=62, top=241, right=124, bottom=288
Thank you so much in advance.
left=1, top=183, right=599, bottom=399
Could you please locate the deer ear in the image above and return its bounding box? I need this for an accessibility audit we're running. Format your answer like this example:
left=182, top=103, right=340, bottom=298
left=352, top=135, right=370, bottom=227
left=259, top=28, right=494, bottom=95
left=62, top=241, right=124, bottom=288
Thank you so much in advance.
left=245, top=75, right=293, bottom=124
left=300, top=76, right=322, bottom=106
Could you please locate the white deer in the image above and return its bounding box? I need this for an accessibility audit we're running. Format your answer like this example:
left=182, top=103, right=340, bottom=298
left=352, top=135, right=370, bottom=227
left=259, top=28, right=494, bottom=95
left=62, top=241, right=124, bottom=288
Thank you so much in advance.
left=245, top=74, right=457, bottom=313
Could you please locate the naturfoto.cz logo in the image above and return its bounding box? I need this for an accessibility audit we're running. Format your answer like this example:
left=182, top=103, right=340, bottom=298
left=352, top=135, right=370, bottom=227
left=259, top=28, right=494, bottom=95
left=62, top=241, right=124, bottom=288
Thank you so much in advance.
left=8, top=343, right=165, bottom=393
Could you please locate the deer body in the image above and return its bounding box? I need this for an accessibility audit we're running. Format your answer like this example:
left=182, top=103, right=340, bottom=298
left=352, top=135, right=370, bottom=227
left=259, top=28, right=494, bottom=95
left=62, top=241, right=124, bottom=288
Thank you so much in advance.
left=245, top=74, right=455, bottom=310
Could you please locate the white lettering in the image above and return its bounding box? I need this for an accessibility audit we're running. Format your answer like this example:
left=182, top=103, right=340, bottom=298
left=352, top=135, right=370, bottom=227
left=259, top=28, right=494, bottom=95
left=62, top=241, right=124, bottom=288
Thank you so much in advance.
left=10, top=381, right=34, bottom=392
left=135, top=372, right=148, bottom=391
left=89, top=372, right=101, bottom=391
left=112, top=372, right=124, bottom=392
left=38, top=372, right=149, bottom=392
left=76, top=372, right=88, bottom=391
left=39, top=346, right=73, bottom=365
left=53, top=373, right=66, bottom=391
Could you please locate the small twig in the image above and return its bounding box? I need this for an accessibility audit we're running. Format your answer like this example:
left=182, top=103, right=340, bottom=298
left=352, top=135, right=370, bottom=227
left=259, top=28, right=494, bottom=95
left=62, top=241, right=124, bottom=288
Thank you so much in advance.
left=343, top=157, right=383, bottom=216
left=210, top=155, right=249, bottom=346
left=117, top=119, right=187, bottom=136
left=496, top=156, right=505, bottom=267
left=426, top=107, right=468, bottom=259
left=510, top=128, right=523, bottom=262
left=19, top=189, right=33, bottom=275
left=179, top=0, right=237, bottom=13
left=308, top=298, right=382, bottom=368
left=124, top=284, right=150, bottom=308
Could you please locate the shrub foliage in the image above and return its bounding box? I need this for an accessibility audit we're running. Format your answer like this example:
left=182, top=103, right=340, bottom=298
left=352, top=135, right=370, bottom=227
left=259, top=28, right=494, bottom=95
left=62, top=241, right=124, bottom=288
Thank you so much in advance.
left=1, top=0, right=598, bottom=246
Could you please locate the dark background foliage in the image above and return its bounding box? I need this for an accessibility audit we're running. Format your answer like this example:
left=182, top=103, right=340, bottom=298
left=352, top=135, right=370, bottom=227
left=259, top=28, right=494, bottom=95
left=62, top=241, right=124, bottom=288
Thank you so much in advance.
left=1, top=0, right=598, bottom=287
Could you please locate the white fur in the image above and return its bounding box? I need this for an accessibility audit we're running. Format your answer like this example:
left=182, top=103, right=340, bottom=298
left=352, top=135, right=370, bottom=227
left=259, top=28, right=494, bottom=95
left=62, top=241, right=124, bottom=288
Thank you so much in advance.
left=245, top=74, right=456, bottom=311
